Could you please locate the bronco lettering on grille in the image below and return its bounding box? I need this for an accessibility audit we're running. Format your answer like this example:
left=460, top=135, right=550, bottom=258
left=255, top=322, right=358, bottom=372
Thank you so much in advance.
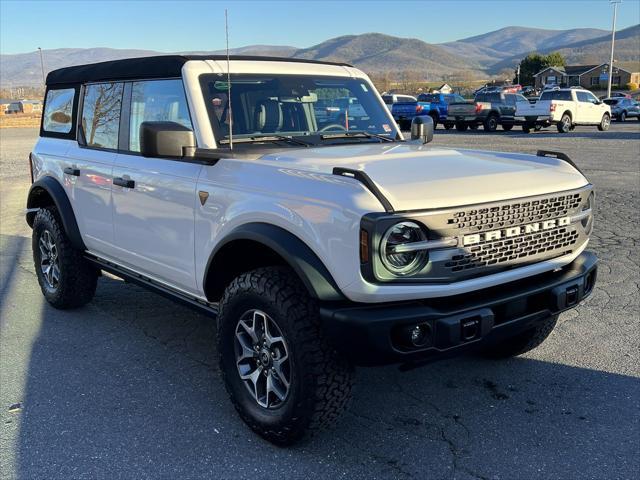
left=462, top=217, right=571, bottom=246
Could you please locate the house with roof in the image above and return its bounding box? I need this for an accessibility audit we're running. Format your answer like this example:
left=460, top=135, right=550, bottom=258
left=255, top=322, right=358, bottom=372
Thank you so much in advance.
left=534, top=62, right=640, bottom=90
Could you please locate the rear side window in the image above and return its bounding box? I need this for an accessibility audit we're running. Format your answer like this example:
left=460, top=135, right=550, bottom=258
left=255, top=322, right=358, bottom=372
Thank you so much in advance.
left=129, top=79, right=192, bottom=152
left=382, top=95, right=393, bottom=104
left=81, top=83, right=124, bottom=150
left=42, top=88, right=75, bottom=134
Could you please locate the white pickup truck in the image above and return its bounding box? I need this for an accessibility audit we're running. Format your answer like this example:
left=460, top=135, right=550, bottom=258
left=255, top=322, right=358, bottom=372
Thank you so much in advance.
left=515, top=88, right=611, bottom=133
left=28, top=55, right=597, bottom=445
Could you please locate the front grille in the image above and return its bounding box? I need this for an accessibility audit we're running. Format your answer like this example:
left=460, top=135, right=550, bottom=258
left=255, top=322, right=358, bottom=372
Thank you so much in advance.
left=446, top=193, right=582, bottom=232
left=445, top=226, right=579, bottom=273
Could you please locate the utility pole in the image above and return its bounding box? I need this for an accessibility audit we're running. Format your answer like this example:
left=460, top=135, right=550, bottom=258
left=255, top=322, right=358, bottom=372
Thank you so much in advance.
left=38, top=47, right=46, bottom=89
left=607, top=0, right=621, bottom=99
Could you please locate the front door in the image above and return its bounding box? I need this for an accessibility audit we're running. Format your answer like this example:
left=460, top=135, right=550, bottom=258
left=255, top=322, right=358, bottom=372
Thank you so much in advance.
left=111, top=79, right=200, bottom=294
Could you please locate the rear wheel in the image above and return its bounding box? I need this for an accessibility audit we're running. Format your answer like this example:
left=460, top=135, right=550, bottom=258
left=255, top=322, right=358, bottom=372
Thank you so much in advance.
left=217, top=267, right=353, bottom=445
left=480, top=315, right=558, bottom=359
left=483, top=114, right=498, bottom=132
left=618, top=111, right=626, bottom=122
left=597, top=113, right=610, bottom=131
left=455, top=122, right=468, bottom=131
left=429, top=114, right=438, bottom=129
left=557, top=113, right=572, bottom=133
left=501, top=123, right=513, bottom=131
left=32, top=207, right=98, bottom=309
left=522, top=124, right=531, bottom=133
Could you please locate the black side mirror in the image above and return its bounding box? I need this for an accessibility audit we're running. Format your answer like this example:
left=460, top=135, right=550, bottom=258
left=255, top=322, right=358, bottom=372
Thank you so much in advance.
left=410, top=116, right=434, bottom=144
left=139, top=121, right=195, bottom=158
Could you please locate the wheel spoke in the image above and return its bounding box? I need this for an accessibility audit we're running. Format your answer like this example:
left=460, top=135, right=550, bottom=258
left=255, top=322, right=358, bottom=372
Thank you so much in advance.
left=267, top=372, right=287, bottom=403
left=272, top=358, right=290, bottom=388
left=235, top=331, right=256, bottom=362
left=238, top=319, right=258, bottom=344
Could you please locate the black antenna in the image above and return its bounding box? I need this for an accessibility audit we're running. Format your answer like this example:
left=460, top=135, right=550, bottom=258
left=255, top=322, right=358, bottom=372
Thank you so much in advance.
left=225, top=8, right=233, bottom=149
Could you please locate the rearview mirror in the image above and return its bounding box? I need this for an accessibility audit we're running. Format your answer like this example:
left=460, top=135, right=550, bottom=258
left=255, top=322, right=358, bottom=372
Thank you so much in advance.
left=410, top=116, right=434, bottom=144
left=140, top=121, right=195, bottom=158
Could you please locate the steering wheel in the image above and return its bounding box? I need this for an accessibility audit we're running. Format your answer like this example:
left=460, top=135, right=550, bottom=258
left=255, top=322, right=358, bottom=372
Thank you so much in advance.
left=319, top=123, right=348, bottom=132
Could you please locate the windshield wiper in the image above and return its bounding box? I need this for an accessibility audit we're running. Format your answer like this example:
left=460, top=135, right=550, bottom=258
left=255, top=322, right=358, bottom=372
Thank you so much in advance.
left=219, top=134, right=312, bottom=147
left=320, top=131, right=395, bottom=142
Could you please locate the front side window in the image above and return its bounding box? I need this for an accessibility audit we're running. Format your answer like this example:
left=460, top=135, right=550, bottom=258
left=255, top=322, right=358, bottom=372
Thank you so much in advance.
left=43, top=88, right=75, bottom=133
left=82, top=83, right=123, bottom=149
left=201, top=74, right=396, bottom=146
left=129, top=79, right=193, bottom=152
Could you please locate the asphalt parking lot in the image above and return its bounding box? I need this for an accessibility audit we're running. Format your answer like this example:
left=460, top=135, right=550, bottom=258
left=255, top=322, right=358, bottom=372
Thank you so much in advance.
left=1, top=124, right=639, bottom=479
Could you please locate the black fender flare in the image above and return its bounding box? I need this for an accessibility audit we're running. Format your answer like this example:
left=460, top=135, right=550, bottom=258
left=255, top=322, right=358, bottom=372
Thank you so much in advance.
left=26, top=176, right=86, bottom=250
left=204, top=223, right=345, bottom=302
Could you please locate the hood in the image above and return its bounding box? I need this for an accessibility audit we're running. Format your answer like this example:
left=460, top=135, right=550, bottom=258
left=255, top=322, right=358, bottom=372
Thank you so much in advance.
left=256, top=142, right=589, bottom=211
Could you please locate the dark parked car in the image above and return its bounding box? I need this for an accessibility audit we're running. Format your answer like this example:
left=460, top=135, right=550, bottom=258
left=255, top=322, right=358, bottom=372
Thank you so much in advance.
left=603, top=97, right=640, bottom=121
left=447, top=92, right=528, bottom=132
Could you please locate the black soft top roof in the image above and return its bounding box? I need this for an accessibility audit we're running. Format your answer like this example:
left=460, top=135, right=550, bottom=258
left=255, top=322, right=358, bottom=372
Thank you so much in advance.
left=46, top=55, right=353, bottom=86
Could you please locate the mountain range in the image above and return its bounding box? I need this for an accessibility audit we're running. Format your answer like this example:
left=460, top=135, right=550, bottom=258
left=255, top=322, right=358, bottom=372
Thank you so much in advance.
left=2, top=25, right=638, bottom=86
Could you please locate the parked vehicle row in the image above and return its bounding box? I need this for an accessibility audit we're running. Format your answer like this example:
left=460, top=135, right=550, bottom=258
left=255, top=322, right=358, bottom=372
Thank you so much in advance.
left=390, top=93, right=467, bottom=130
left=448, top=91, right=529, bottom=132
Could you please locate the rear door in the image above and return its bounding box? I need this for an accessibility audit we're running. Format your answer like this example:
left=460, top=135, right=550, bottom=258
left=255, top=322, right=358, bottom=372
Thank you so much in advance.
left=111, top=79, right=201, bottom=293
left=65, top=81, right=124, bottom=257
left=576, top=91, right=597, bottom=123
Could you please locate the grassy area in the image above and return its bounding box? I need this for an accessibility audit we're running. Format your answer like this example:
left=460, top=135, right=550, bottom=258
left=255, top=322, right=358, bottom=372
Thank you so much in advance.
left=0, top=114, right=41, bottom=129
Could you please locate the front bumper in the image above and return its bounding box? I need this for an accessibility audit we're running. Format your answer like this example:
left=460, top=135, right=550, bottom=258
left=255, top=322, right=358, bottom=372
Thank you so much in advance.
left=321, top=251, right=597, bottom=366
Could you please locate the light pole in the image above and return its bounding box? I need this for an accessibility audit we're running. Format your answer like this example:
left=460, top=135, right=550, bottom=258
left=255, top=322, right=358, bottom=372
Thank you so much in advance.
left=37, top=47, right=45, bottom=88
left=607, top=0, right=621, bottom=99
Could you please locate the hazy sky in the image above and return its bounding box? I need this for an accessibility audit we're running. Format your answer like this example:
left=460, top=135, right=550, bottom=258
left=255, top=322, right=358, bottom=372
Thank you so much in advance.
left=1, top=0, right=638, bottom=54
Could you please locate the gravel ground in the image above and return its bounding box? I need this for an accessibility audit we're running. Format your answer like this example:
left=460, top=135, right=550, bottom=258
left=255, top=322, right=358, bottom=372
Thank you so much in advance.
left=1, top=124, right=639, bottom=479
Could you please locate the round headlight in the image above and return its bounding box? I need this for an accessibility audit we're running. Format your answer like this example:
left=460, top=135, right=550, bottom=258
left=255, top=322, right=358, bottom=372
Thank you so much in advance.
left=380, top=221, right=428, bottom=275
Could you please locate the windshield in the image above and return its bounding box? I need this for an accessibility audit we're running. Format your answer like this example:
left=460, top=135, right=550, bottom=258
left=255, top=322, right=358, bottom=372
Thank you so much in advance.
left=200, top=74, right=397, bottom=145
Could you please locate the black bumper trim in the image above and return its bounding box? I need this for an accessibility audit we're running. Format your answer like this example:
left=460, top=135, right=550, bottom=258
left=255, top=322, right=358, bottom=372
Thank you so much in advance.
left=321, top=251, right=597, bottom=366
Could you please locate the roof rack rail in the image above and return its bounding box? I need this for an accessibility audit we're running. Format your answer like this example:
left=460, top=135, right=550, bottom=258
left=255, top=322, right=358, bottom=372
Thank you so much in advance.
left=333, top=167, right=394, bottom=213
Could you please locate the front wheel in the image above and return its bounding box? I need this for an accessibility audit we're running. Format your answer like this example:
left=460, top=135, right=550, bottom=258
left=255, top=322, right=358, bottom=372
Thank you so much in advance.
left=217, top=267, right=353, bottom=445
left=32, top=207, right=98, bottom=309
left=597, top=113, right=611, bottom=131
left=480, top=315, right=558, bottom=359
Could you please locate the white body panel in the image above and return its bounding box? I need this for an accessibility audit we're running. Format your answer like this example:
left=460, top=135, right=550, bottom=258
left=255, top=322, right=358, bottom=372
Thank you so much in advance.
left=31, top=59, right=594, bottom=306
left=111, top=153, right=202, bottom=293
left=516, top=89, right=610, bottom=124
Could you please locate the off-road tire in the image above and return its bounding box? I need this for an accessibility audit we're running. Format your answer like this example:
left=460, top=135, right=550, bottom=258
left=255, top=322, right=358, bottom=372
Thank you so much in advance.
left=32, top=207, right=97, bottom=309
left=480, top=315, right=558, bottom=359
left=597, top=113, right=611, bottom=131
left=557, top=113, right=572, bottom=133
left=483, top=114, right=498, bottom=132
left=455, top=122, right=468, bottom=131
left=217, top=266, right=354, bottom=445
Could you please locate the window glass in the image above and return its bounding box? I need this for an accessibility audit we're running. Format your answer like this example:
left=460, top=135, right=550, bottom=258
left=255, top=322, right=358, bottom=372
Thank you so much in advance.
left=201, top=74, right=395, bottom=140
left=540, top=90, right=572, bottom=101
left=382, top=95, right=393, bottom=104
left=129, top=79, right=192, bottom=152
left=418, top=94, right=440, bottom=102
left=43, top=88, right=74, bottom=133
left=82, top=83, right=123, bottom=149
left=577, top=92, right=592, bottom=103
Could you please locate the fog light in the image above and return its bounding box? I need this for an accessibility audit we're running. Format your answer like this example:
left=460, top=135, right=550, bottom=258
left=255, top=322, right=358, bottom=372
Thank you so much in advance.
left=410, top=323, right=431, bottom=347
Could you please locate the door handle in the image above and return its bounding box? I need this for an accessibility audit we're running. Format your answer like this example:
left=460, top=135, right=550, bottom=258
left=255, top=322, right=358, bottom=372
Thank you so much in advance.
left=63, top=167, right=80, bottom=176
left=113, top=177, right=135, bottom=188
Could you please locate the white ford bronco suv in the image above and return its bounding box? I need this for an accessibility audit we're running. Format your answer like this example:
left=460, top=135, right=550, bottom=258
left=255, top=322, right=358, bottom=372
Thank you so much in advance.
left=27, top=55, right=597, bottom=445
